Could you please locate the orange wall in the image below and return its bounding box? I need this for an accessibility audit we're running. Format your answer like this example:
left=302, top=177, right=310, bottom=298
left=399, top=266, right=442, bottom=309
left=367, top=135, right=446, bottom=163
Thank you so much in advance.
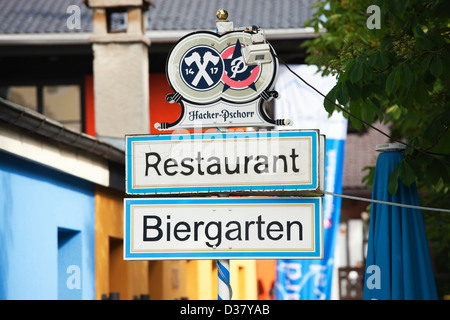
left=84, top=75, right=96, bottom=136
left=256, top=260, right=277, bottom=300
left=149, top=73, right=182, bottom=134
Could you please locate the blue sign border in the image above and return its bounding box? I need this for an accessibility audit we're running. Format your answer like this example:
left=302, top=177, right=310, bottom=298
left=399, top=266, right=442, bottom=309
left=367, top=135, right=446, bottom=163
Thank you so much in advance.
left=126, top=130, right=319, bottom=195
left=124, top=197, right=323, bottom=260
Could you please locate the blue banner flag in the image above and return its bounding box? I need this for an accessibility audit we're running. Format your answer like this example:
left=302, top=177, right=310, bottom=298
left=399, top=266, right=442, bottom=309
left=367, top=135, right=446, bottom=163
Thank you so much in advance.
left=274, top=65, right=347, bottom=300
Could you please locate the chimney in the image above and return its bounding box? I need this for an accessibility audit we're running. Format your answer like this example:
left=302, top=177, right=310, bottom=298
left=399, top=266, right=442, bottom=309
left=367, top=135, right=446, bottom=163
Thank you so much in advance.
left=85, top=0, right=151, bottom=148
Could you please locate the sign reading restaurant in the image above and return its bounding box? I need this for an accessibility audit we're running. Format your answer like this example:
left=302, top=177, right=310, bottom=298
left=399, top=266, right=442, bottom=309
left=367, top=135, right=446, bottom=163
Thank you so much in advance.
left=126, top=130, right=323, bottom=195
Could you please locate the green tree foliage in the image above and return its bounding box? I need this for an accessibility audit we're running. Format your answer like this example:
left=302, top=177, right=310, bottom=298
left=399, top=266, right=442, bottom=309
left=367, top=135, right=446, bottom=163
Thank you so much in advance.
left=302, top=0, right=450, bottom=287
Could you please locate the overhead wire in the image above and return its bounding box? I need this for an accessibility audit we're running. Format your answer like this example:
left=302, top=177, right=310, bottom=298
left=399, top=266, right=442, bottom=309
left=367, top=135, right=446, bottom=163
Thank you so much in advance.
left=323, top=191, right=450, bottom=213
left=275, top=56, right=450, bottom=164
left=273, top=56, right=450, bottom=213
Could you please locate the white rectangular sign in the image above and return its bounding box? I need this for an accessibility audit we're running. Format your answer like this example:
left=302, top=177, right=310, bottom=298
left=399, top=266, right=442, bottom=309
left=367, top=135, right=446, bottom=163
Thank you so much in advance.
left=124, top=197, right=323, bottom=260
left=175, top=100, right=270, bottom=129
left=126, top=130, right=322, bottom=195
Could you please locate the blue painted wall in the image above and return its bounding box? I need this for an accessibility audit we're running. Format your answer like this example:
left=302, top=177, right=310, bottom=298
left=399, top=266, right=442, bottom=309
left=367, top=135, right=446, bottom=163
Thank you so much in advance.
left=0, top=151, right=96, bottom=299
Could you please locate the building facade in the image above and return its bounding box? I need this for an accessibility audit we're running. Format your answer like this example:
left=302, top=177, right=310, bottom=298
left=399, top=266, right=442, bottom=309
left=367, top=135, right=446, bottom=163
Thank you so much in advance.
left=0, top=0, right=385, bottom=300
left=1, top=0, right=317, bottom=299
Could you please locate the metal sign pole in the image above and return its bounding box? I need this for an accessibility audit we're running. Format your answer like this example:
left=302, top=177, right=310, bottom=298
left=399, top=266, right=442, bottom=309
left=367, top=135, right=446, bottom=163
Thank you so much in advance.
left=216, top=259, right=232, bottom=300
left=214, top=136, right=232, bottom=300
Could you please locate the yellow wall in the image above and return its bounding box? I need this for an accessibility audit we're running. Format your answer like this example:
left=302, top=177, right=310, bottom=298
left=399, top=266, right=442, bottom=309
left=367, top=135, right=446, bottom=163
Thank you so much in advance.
left=95, top=186, right=257, bottom=300
left=147, top=259, right=257, bottom=300
left=230, top=260, right=258, bottom=300
left=95, top=186, right=149, bottom=300
left=147, top=260, right=216, bottom=300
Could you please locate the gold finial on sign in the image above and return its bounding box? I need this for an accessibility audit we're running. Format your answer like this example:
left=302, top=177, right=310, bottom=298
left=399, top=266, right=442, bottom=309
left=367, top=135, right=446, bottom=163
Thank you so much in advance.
left=216, top=9, right=228, bottom=21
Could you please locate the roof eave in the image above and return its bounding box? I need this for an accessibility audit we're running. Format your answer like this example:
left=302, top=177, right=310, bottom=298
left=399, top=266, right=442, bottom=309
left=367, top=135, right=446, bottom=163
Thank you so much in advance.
left=0, top=32, right=92, bottom=45
left=0, top=96, right=125, bottom=165
left=0, top=27, right=322, bottom=45
left=146, top=27, right=321, bottom=42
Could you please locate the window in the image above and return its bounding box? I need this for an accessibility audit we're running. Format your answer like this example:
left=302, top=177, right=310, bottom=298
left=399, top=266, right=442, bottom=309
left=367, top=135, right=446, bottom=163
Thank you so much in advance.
left=43, top=85, right=81, bottom=131
left=0, top=83, right=84, bottom=132
left=0, top=86, right=38, bottom=110
left=107, top=10, right=128, bottom=33
left=58, top=228, right=81, bottom=300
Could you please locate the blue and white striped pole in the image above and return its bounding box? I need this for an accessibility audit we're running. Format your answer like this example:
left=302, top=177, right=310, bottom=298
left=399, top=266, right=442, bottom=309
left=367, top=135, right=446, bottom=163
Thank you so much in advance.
left=214, top=12, right=234, bottom=301
left=216, top=259, right=232, bottom=300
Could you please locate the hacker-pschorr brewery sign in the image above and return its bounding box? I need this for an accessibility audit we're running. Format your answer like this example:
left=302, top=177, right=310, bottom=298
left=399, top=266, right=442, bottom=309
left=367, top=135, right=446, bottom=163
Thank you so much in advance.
left=124, top=24, right=324, bottom=262
left=154, top=30, right=292, bottom=131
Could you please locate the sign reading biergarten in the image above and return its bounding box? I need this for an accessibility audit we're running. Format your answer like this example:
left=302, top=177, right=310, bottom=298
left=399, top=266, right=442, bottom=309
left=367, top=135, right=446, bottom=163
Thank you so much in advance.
left=124, top=197, right=323, bottom=260
left=154, top=30, right=292, bottom=131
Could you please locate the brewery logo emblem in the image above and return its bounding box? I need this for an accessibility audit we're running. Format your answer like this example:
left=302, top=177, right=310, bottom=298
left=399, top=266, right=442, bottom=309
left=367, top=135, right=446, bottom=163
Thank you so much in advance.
left=221, top=39, right=261, bottom=92
left=158, top=31, right=291, bottom=131
left=180, top=45, right=224, bottom=91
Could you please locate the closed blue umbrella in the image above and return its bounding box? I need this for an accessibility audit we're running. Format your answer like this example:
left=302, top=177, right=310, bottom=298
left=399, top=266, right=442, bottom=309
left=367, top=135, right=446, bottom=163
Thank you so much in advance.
left=363, top=144, right=438, bottom=300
